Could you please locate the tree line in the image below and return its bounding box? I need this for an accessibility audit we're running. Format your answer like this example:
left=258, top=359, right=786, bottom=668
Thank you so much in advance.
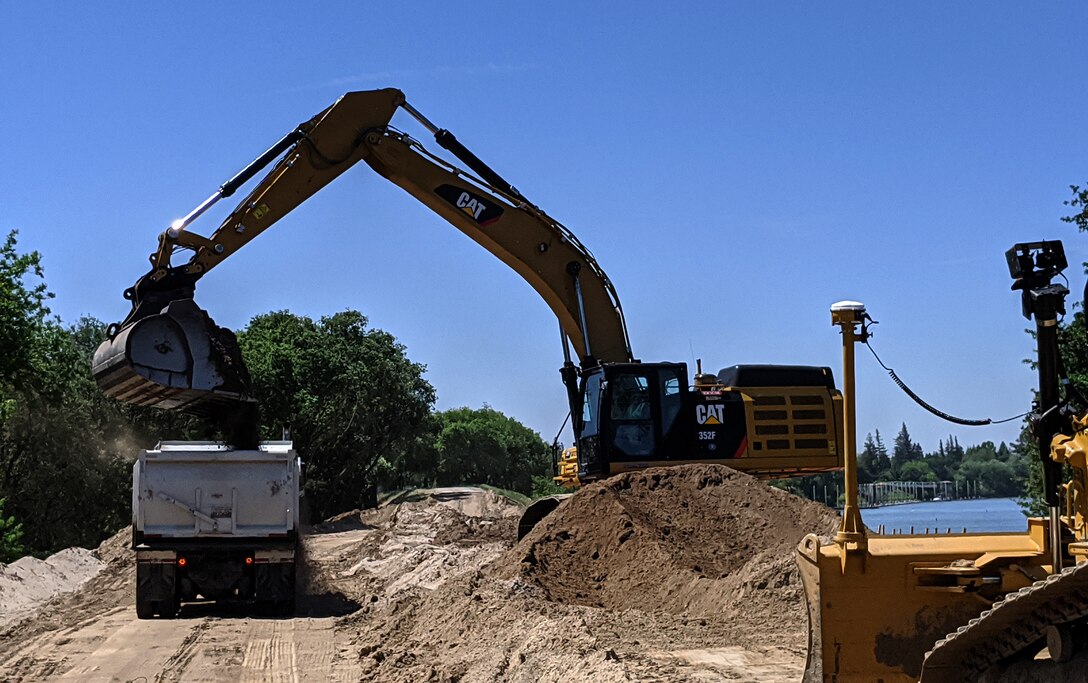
left=0, top=231, right=554, bottom=559
left=774, top=423, right=1032, bottom=506
left=856, top=425, right=1028, bottom=498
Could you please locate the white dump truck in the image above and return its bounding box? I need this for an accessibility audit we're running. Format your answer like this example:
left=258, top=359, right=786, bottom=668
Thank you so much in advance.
left=132, top=441, right=301, bottom=618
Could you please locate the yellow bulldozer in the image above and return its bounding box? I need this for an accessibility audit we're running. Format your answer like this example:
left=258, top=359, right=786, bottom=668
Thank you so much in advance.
left=800, top=239, right=1088, bottom=681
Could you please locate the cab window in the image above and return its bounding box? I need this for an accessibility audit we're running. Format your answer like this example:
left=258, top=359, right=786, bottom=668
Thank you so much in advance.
left=609, top=373, right=654, bottom=457
left=581, top=372, right=602, bottom=437
left=660, top=371, right=682, bottom=435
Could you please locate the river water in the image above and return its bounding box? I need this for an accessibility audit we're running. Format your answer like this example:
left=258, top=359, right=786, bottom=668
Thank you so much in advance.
left=859, top=497, right=1029, bottom=533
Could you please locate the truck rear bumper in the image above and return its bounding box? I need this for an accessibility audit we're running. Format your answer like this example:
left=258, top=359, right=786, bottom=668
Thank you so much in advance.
left=136, top=543, right=296, bottom=612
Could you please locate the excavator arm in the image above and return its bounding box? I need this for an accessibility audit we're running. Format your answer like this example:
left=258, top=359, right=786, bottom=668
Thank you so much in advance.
left=93, top=89, right=632, bottom=415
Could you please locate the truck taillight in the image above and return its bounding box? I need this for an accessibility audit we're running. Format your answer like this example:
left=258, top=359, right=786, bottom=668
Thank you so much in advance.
left=245, top=557, right=254, bottom=565
left=177, top=557, right=187, bottom=567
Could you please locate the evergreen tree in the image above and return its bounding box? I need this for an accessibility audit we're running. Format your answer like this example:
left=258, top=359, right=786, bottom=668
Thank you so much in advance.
left=946, top=435, right=965, bottom=466
left=858, top=432, right=878, bottom=484
left=872, top=429, right=892, bottom=478
left=892, top=423, right=923, bottom=476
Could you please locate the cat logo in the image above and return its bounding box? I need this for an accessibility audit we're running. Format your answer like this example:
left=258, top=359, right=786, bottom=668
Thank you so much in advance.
left=696, top=404, right=724, bottom=425
left=434, top=184, right=504, bottom=226
left=455, top=192, right=486, bottom=219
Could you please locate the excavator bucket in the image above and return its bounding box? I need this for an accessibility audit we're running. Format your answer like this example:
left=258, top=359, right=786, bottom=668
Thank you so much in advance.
left=92, top=299, right=252, bottom=414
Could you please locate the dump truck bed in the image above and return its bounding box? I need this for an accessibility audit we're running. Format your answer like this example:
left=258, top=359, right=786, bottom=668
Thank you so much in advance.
left=133, top=441, right=300, bottom=542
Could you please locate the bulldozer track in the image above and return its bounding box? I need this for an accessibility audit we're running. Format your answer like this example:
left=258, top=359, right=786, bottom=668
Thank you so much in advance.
left=920, top=561, right=1088, bottom=682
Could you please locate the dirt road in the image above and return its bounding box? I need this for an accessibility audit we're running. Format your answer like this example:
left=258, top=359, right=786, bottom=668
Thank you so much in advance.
left=0, top=486, right=517, bottom=682
left=2, top=605, right=358, bottom=682
left=0, top=524, right=369, bottom=682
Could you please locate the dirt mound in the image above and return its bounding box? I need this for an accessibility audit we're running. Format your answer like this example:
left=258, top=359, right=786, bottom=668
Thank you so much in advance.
left=302, top=488, right=522, bottom=610
left=0, top=548, right=104, bottom=625
left=511, top=465, right=838, bottom=625
left=0, top=526, right=134, bottom=661
left=346, top=466, right=839, bottom=681
left=0, top=476, right=836, bottom=681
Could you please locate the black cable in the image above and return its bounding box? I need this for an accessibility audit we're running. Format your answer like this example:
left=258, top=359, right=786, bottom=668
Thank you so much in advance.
left=864, top=341, right=1029, bottom=426
left=551, top=411, right=571, bottom=449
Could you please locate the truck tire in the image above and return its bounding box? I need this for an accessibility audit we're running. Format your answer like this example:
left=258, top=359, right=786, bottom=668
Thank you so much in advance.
left=276, top=594, right=296, bottom=617
left=135, top=598, right=154, bottom=619
left=157, top=598, right=179, bottom=619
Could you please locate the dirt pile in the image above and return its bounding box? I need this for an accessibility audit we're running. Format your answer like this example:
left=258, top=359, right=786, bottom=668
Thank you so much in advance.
left=0, top=548, right=104, bottom=626
left=302, top=487, right=521, bottom=609
left=513, top=465, right=839, bottom=634
left=0, top=473, right=838, bottom=681
left=346, top=465, right=839, bottom=681
left=0, top=526, right=133, bottom=661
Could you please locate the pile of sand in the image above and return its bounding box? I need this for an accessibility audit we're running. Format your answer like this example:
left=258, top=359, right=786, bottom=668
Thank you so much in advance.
left=0, top=471, right=838, bottom=681
left=0, top=527, right=133, bottom=657
left=302, top=488, right=521, bottom=609
left=512, top=465, right=839, bottom=635
left=346, top=465, right=839, bottom=681
left=0, top=547, right=107, bottom=627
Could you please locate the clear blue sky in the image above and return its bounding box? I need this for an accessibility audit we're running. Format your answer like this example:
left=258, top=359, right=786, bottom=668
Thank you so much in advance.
left=2, top=3, right=1086, bottom=453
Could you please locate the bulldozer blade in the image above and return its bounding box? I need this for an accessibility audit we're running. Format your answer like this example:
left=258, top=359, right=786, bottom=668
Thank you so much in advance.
left=92, top=298, right=251, bottom=414
left=796, top=534, right=826, bottom=683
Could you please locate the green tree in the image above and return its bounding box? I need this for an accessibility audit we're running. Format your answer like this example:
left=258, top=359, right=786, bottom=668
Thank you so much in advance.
left=892, top=423, right=923, bottom=477
left=1061, top=183, right=1088, bottom=232
left=897, top=459, right=937, bottom=483
left=0, top=497, right=24, bottom=563
left=0, top=230, right=52, bottom=394
left=923, top=445, right=954, bottom=482
left=1018, top=428, right=1049, bottom=516
left=1, top=316, right=136, bottom=551
left=871, top=429, right=892, bottom=479
left=238, top=310, right=435, bottom=521
left=858, top=433, right=878, bottom=484
left=420, top=406, right=551, bottom=495
left=0, top=233, right=135, bottom=552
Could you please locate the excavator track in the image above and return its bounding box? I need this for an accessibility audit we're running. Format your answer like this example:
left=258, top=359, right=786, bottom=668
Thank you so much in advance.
left=919, top=561, right=1088, bottom=682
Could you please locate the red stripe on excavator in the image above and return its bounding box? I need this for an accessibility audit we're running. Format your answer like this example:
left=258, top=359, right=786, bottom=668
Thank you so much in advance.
left=733, top=436, right=748, bottom=458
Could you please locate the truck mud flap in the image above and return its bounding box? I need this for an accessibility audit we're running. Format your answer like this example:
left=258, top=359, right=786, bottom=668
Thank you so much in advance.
left=255, top=561, right=296, bottom=601
left=137, top=559, right=177, bottom=602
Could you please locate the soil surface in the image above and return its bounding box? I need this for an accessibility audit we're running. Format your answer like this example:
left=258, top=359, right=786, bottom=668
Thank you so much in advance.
left=0, top=467, right=840, bottom=681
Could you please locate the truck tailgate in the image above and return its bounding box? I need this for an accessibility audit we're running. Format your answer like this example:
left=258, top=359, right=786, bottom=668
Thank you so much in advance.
left=134, top=442, right=299, bottom=539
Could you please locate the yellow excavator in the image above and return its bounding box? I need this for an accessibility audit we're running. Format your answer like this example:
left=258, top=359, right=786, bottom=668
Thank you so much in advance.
left=93, top=88, right=845, bottom=501
left=800, top=239, right=1088, bottom=681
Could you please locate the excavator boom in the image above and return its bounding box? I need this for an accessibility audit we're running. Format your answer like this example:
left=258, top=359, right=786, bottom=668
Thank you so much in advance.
left=93, top=89, right=632, bottom=414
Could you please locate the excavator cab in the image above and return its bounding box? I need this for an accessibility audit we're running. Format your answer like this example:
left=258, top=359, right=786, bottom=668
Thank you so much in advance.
left=576, top=363, right=689, bottom=480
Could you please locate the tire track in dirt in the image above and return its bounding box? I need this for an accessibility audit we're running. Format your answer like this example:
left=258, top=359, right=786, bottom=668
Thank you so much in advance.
left=0, top=608, right=357, bottom=682
left=158, top=618, right=212, bottom=682
left=10, top=606, right=199, bottom=681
